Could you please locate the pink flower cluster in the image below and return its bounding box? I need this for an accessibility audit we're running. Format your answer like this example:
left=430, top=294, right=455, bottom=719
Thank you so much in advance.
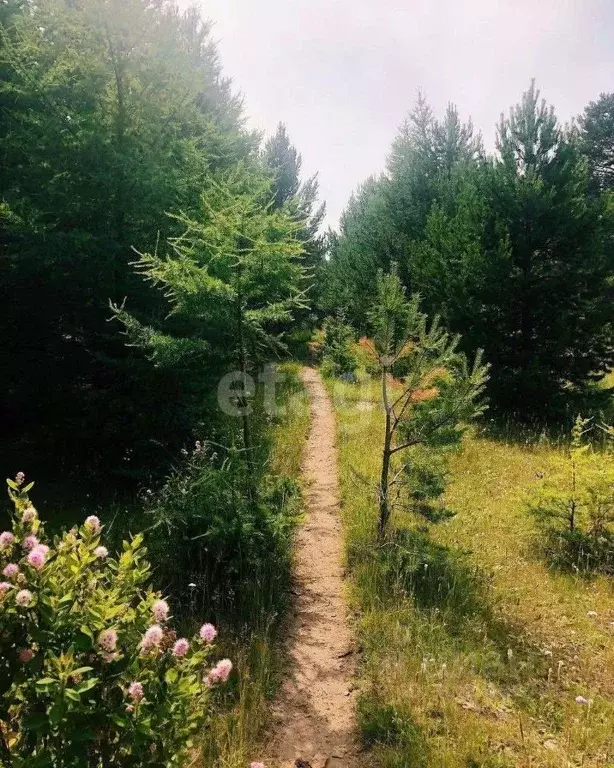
left=199, top=623, right=217, bottom=643
left=15, top=589, right=33, bottom=607
left=27, top=543, right=49, bottom=571
left=206, top=658, right=232, bottom=685
left=22, top=507, right=37, bottom=524
left=3, top=563, right=19, bottom=580
left=23, top=535, right=39, bottom=551
left=0, top=582, right=12, bottom=595
left=98, top=629, right=118, bottom=653
left=94, top=546, right=108, bottom=559
left=84, top=515, right=101, bottom=533
left=250, top=763, right=266, bottom=768
left=152, top=599, right=169, bottom=622
left=127, top=681, right=144, bottom=702
left=19, top=648, right=34, bottom=663
left=172, top=638, right=189, bottom=657
left=140, top=625, right=164, bottom=652
left=0, top=531, right=15, bottom=551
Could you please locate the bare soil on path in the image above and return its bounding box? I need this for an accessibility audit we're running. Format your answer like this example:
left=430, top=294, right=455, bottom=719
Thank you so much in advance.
left=265, top=367, right=361, bottom=768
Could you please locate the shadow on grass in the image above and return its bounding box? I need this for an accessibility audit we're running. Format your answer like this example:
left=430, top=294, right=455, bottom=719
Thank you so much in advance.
left=358, top=693, right=431, bottom=768
left=532, top=527, right=614, bottom=578
left=481, top=382, right=613, bottom=449
left=349, top=527, right=550, bottom=685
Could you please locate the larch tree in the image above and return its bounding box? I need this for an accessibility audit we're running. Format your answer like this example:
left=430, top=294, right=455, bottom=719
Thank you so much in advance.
left=112, top=167, right=307, bottom=487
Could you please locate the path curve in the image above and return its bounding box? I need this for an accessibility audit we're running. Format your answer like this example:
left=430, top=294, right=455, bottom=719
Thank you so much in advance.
left=266, top=367, right=360, bottom=768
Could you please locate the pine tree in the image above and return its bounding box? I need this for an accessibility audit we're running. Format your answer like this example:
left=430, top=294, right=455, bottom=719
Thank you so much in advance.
left=579, top=92, right=614, bottom=192
left=433, top=103, right=482, bottom=175
left=327, top=95, right=480, bottom=327
left=262, top=123, right=302, bottom=208
left=262, top=123, right=326, bottom=307
left=365, top=271, right=488, bottom=538
left=323, top=176, right=401, bottom=326
left=491, top=81, right=614, bottom=408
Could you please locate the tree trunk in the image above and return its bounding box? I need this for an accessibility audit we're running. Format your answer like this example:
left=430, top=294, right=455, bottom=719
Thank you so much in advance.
left=378, top=368, right=393, bottom=539
left=519, top=221, right=533, bottom=381
left=235, top=250, right=257, bottom=503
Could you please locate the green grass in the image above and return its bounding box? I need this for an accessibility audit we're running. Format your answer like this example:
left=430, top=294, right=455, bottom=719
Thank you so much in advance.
left=198, top=363, right=310, bottom=767
left=330, top=374, right=614, bottom=767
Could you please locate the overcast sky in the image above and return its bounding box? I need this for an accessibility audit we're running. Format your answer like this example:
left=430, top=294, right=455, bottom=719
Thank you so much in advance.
left=196, top=0, right=614, bottom=228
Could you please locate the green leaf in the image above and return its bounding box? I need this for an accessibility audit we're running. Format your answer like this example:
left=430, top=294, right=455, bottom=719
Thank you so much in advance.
left=77, top=677, right=99, bottom=694
left=23, top=713, right=49, bottom=732
left=165, top=668, right=178, bottom=684
left=58, top=593, right=74, bottom=606
left=48, top=703, right=62, bottom=726
left=64, top=689, right=81, bottom=702
left=72, top=666, right=94, bottom=675
left=6, top=478, right=18, bottom=490
left=110, top=713, right=129, bottom=729
left=35, top=678, right=58, bottom=687
left=79, top=624, right=94, bottom=640
left=23, top=481, right=35, bottom=493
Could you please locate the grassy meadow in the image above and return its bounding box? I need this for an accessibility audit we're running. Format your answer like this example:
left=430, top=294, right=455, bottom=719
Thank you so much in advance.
left=329, top=374, right=614, bottom=767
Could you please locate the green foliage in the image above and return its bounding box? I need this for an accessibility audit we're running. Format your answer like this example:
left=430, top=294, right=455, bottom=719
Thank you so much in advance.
left=0, top=0, right=257, bottom=483
left=113, top=167, right=307, bottom=375
left=110, top=165, right=309, bottom=490
left=143, top=441, right=301, bottom=622
left=326, top=83, right=614, bottom=415
left=404, top=445, right=452, bottom=520
left=579, top=92, right=614, bottom=191
left=320, top=314, right=357, bottom=379
left=525, top=416, right=614, bottom=572
left=262, top=123, right=326, bottom=304
left=366, top=270, right=488, bottom=537
left=321, top=176, right=399, bottom=327
left=0, top=476, right=229, bottom=766
left=357, top=689, right=429, bottom=767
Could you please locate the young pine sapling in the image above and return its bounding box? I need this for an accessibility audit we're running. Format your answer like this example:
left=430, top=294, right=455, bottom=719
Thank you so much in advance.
left=366, top=271, right=488, bottom=538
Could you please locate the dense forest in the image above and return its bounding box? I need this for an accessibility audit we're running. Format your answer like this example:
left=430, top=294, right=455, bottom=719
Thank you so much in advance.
left=0, top=0, right=323, bottom=493
left=2, top=0, right=613, bottom=488
left=1, top=0, right=614, bottom=765
left=323, top=85, right=614, bottom=414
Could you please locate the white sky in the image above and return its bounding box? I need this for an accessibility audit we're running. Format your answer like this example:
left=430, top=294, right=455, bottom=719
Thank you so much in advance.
left=195, top=0, right=614, bottom=228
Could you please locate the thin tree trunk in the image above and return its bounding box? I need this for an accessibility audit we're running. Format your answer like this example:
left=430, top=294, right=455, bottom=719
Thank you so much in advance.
left=519, top=220, right=533, bottom=380
left=106, top=24, right=128, bottom=298
left=235, top=248, right=257, bottom=503
left=378, top=368, right=393, bottom=539
left=570, top=456, right=576, bottom=532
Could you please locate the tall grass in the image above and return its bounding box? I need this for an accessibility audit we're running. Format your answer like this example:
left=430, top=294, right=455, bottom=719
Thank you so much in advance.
left=330, top=373, right=614, bottom=767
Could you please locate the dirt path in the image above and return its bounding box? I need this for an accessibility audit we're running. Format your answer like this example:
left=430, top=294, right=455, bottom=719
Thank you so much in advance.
left=265, top=367, right=360, bottom=768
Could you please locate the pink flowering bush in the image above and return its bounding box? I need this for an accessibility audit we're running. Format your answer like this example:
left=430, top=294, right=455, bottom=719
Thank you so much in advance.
left=0, top=474, right=230, bottom=765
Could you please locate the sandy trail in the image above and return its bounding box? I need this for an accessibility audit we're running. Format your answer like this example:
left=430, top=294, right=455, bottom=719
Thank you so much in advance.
left=265, top=367, right=360, bottom=768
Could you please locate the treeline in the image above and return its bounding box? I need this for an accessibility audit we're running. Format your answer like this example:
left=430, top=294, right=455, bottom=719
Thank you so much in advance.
left=0, top=0, right=323, bottom=489
left=323, top=84, right=614, bottom=415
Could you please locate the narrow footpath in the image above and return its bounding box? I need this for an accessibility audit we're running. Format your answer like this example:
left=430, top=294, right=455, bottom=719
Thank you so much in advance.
left=265, top=367, right=360, bottom=768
